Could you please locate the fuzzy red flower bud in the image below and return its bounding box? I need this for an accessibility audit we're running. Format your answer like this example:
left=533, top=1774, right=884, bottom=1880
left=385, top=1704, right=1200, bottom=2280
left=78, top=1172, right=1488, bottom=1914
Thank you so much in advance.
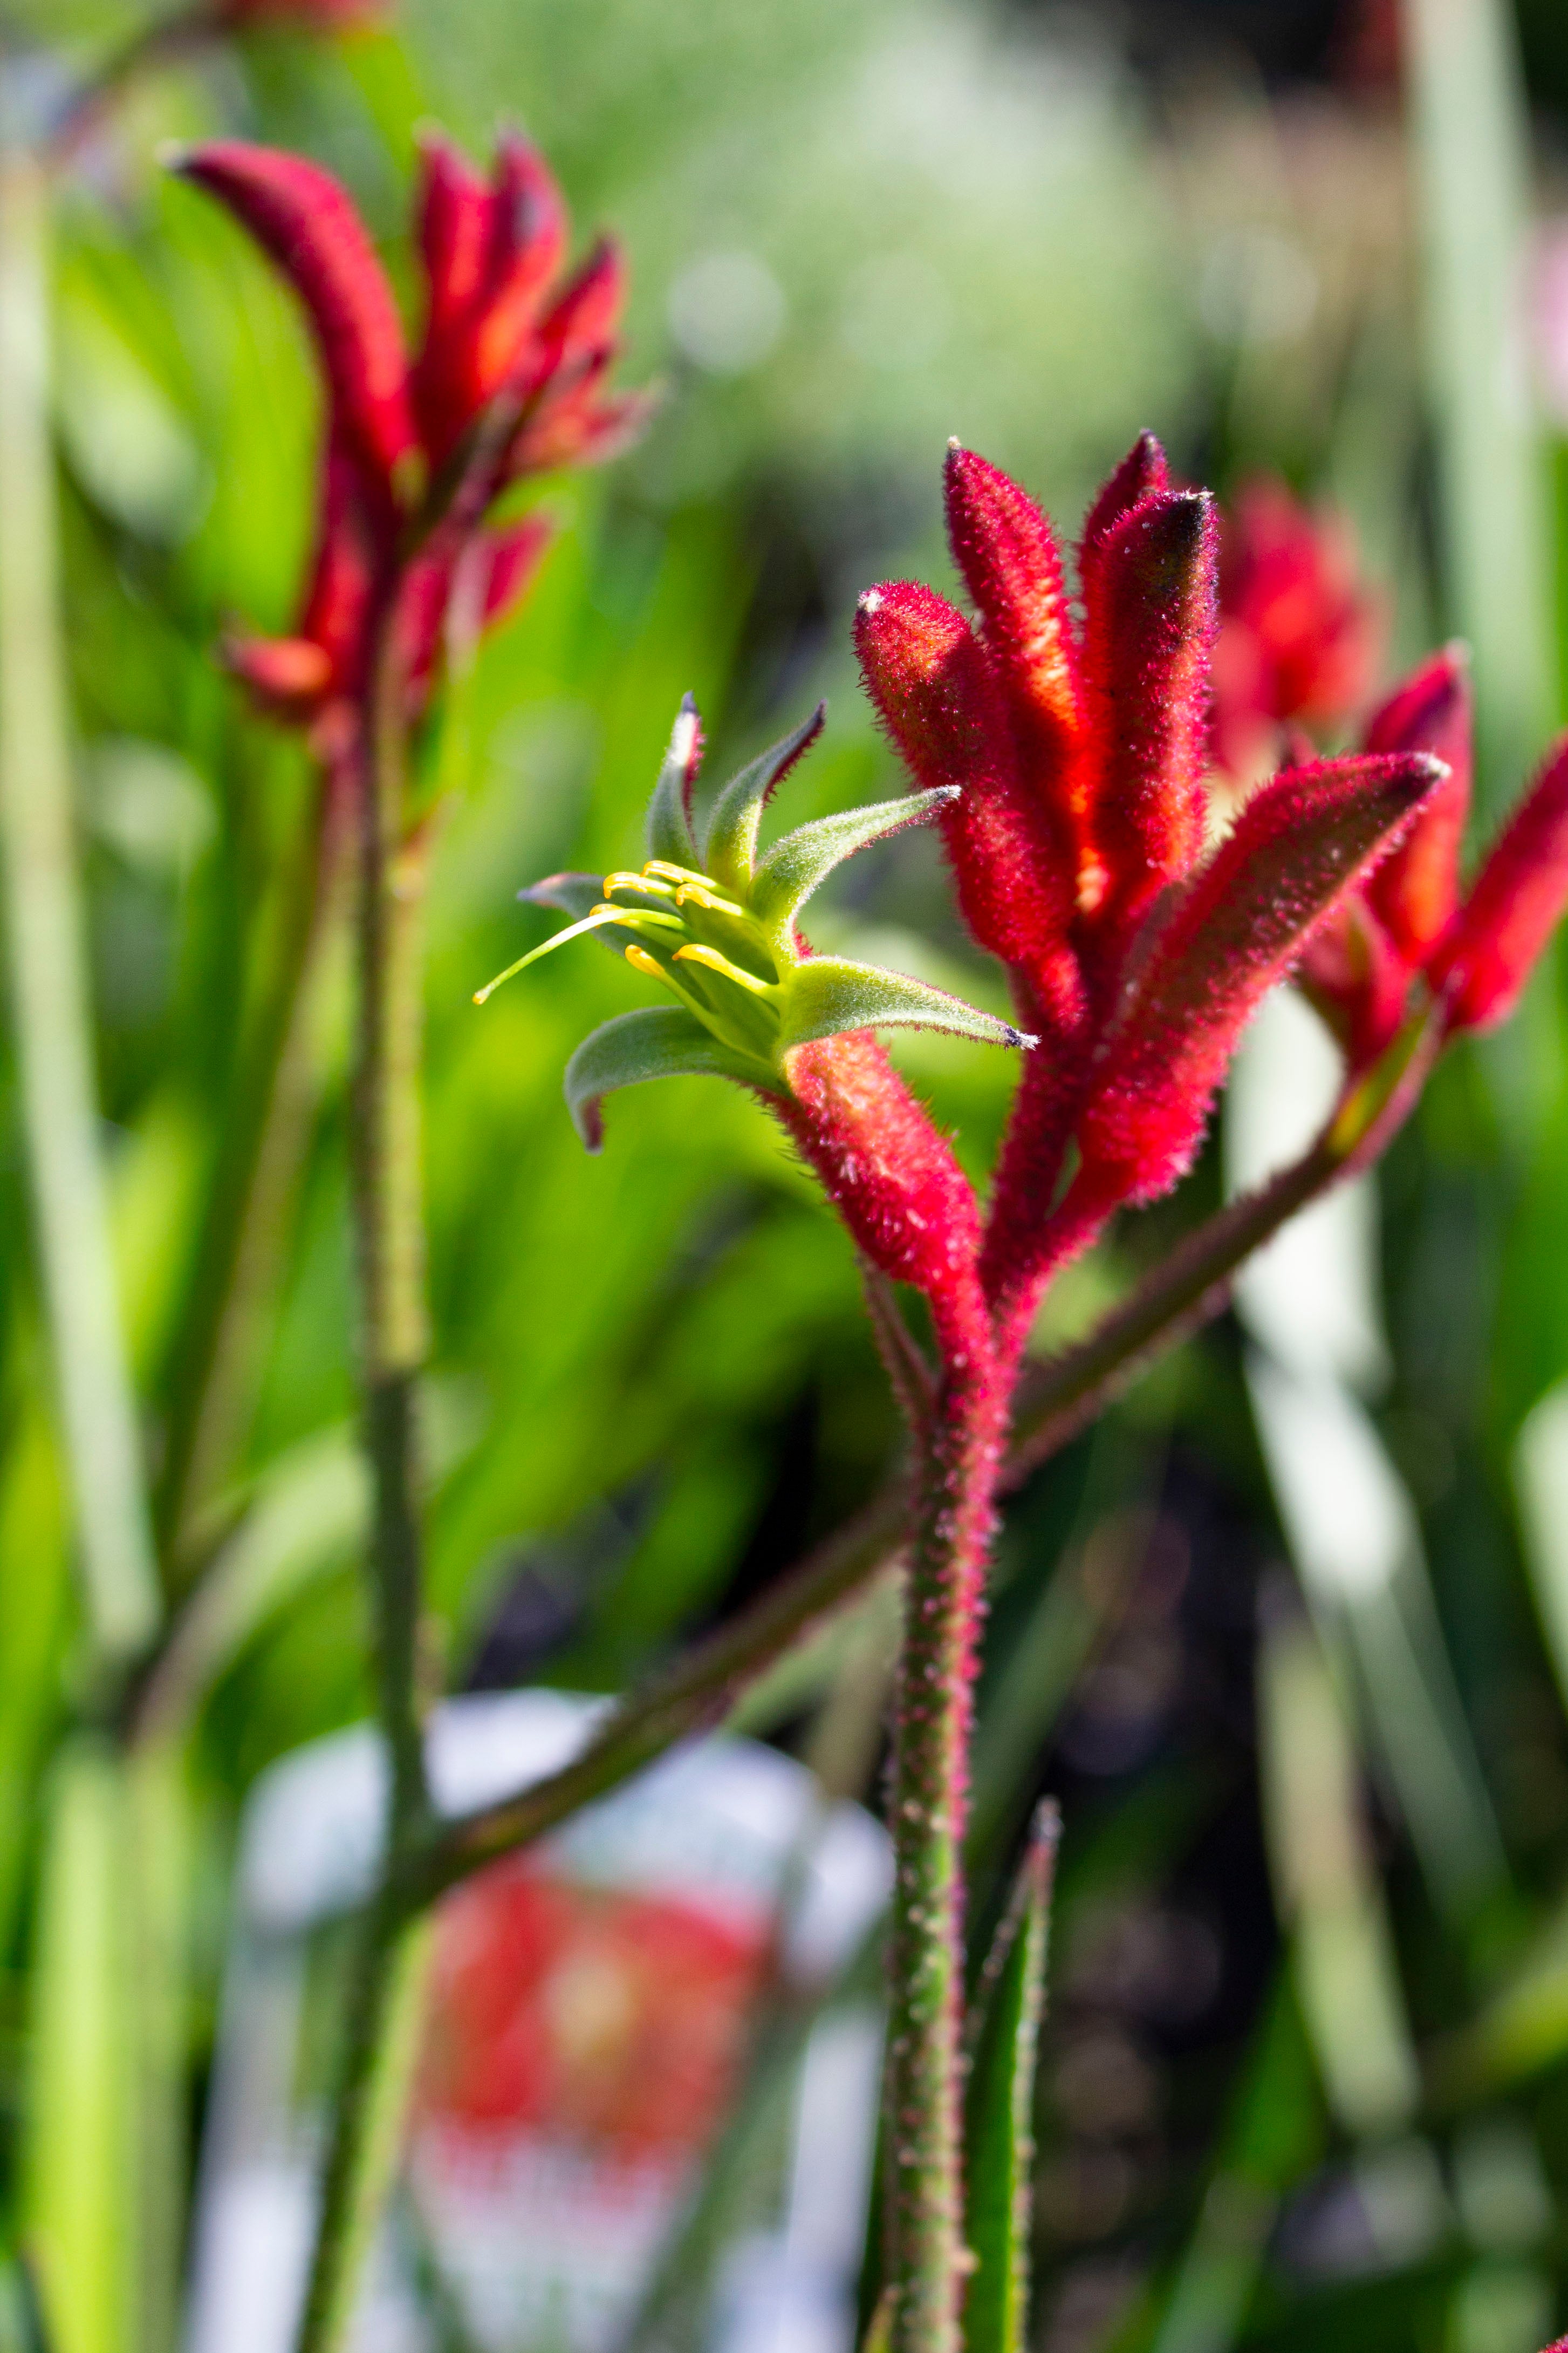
left=1078, top=430, right=1169, bottom=584
left=853, top=580, right=1077, bottom=1004
left=171, top=144, right=416, bottom=500
left=1211, top=478, right=1384, bottom=784
left=1079, top=488, right=1218, bottom=932
left=1429, top=734, right=1568, bottom=1033
left=1361, top=645, right=1471, bottom=962
left=1076, top=751, right=1443, bottom=1204
left=777, top=1034, right=990, bottom=1366
left=942, top=444, right=1081, bottom=792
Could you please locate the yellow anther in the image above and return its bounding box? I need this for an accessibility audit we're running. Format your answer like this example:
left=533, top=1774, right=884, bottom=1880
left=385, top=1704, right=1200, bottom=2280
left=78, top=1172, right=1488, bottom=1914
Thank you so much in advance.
left=602, top=870, right=673, bottom=900
left=624, top=944, right=667, bottom=981
left=642, top=859, right=700, bottom=885
left=673, top=943, right=775, bottom=998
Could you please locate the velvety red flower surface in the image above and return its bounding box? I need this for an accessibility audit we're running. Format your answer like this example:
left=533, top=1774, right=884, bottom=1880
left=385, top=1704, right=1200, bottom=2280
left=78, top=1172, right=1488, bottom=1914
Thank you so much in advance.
left=1211, top=476, right=1384, bottom=786
left=857, top=437, right=1439, bottom=1356
left=175, top=134, right=646, bottom=747
left=1301, top=647, right=1568, bottom=1056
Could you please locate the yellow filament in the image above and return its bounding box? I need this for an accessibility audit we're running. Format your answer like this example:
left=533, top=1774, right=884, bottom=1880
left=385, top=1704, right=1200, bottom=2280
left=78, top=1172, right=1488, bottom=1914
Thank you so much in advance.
left=673, top=943, right=775, bottom=998
left=642, top=859, right=699, bottom=885
left=603, top=870, right=674, bottom=899
left=673, top=881, right=747, bottom=919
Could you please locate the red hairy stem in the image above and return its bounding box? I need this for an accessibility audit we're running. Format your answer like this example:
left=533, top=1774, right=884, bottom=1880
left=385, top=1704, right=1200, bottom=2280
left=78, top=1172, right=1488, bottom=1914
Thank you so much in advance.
left=775, top=1030, right=1004, bottom=2347
left=882, top=1343, right=1008, bottom=2353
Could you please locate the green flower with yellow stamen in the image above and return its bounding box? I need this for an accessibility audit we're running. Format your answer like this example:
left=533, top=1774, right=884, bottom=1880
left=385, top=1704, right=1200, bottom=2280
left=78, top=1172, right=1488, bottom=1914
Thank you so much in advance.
left=476, top=697, right=1034, bottom=1148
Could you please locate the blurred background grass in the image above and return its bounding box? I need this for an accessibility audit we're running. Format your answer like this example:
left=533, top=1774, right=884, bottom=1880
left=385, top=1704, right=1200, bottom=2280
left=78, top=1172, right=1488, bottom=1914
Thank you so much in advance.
left=6, top=0, right=1568, bottom=2348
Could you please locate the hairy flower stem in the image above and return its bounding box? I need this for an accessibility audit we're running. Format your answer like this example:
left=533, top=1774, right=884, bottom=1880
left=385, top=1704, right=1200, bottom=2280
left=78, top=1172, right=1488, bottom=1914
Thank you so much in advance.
left=885, top=1352, right=1005, bottom=2353
left=296, top=627, right=432, bottom=2353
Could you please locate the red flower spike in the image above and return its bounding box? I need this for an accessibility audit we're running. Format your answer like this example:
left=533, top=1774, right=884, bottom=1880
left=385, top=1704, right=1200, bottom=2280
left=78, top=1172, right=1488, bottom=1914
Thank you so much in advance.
left=1361, top=645, right=1471, bottom=963
left=1429, top=734, right=1568, bottom=1033
left=943, top=444, right=1082, bottom=798
left=412, top=133, right=569, bottom=469
left=227, top=435, right=386, bottom=727
left=853, top=580, right=1079, bottom=1014
left=172, top=144, right=416, bottom=500
left=1077, top=750, right=1444, bottom=1204
left=777, top=1033, right=992, bottom=1370
left=1079, top=488, right=1218, bottom=932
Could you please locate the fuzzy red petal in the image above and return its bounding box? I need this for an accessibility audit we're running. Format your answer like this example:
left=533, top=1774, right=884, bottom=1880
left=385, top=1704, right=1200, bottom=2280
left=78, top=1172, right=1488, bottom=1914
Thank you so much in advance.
left=1077, top=750, right=1443, bottom=1204
left=1429, top=734, right=1568, bottom=1032
left=223, top=633, right=334, bottom=717
left=1079, top=488, right=1218, bottom=935
left=415, top=134, right=493, bottom=346
left=1079, top=432, right=1170, bottom=578
left=854, top=580, right=1080, bottom=1021
left=777, top=1033, right=991, bottom=1371
left=943, top=444, right=1082, bottom=802
left=173, top=144, right=415, bottom=497
left=1361, top=645, right=1472, bottom=963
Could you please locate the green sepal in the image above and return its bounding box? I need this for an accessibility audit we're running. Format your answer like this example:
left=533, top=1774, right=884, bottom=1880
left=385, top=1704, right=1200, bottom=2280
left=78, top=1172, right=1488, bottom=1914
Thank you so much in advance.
left=645, top=694, right=702, bottom=865
left=519, top=872, right=608, bottom=922
left=776, top=956, right=1033, bottom=1054
left=520, top=872, right=664, bottom=963
left=750, top=786, right=960, bottom=945
left=565, top=1006, right=778, bottom=1152
left=963, top=1803, right=1059, bottom=2353
left=701, top=704, right=825, bottom=896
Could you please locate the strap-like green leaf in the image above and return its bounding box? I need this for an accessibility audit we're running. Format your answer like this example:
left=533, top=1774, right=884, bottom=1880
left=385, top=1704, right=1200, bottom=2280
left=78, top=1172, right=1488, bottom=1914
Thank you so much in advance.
left=750, top=786, right=960, bottom=942
left=777, top=956, right=1033, bottom=1054
left=963, top=1802, right=1060, bottom=2353
left=564, top=1007, right=777, bottom=1151
left=645, top=694, right=703, bottom=865
left=700, top=704, right=825, bottom=894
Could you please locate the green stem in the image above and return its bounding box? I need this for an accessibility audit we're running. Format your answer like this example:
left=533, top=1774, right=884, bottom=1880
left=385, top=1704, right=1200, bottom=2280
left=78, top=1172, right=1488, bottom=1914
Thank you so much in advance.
left=884, top=1363, right=1005, bottom=2353
left=0, top=149, right=160, bottom=1669
left=156, top=783, right=351, bottom=1571
left=295, top=628, right=432, bottom=2353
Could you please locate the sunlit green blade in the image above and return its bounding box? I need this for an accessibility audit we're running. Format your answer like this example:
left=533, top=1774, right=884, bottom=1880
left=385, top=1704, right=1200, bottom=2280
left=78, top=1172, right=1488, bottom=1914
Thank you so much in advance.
left=474, top=905, right=683, bottom=1004
left=645, top=693, right=702, bottom=865
left=564, top=1007, right=777, bottom=1151
left=750, top=786, right=958, bottom=940
left=700, top=703, right=824, bottom=894
left=1404, top=0, right=1555, bottom=808
left=24, top=1741, right=132, bottom=2353
left=963, top=1802, right=1059, bottom=2353
left=777, top=955, right=1032, bottom=1054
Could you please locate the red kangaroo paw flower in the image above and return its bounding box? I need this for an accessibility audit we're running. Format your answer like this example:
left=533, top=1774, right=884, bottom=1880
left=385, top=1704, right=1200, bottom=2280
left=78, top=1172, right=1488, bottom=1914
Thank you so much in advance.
left=1361, top=645, right=1471, bottom=962
left=777, top=1033, right=991, bottom=1369
left=173, top=144, right=415, bottom=499
left=1211, top=478, right=1384, bottom=783
left=943, top=443, right=1082, bottom=799
left=1079, top=487, right=1218, bottom=933
left=854, top=580, right=1079, bottom=1021
left=1429, top=734, right=1568, bottom=1033
left=413, top=133, right=569, bottom=468
left=1076, top=751, right=1443, bottom=1204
